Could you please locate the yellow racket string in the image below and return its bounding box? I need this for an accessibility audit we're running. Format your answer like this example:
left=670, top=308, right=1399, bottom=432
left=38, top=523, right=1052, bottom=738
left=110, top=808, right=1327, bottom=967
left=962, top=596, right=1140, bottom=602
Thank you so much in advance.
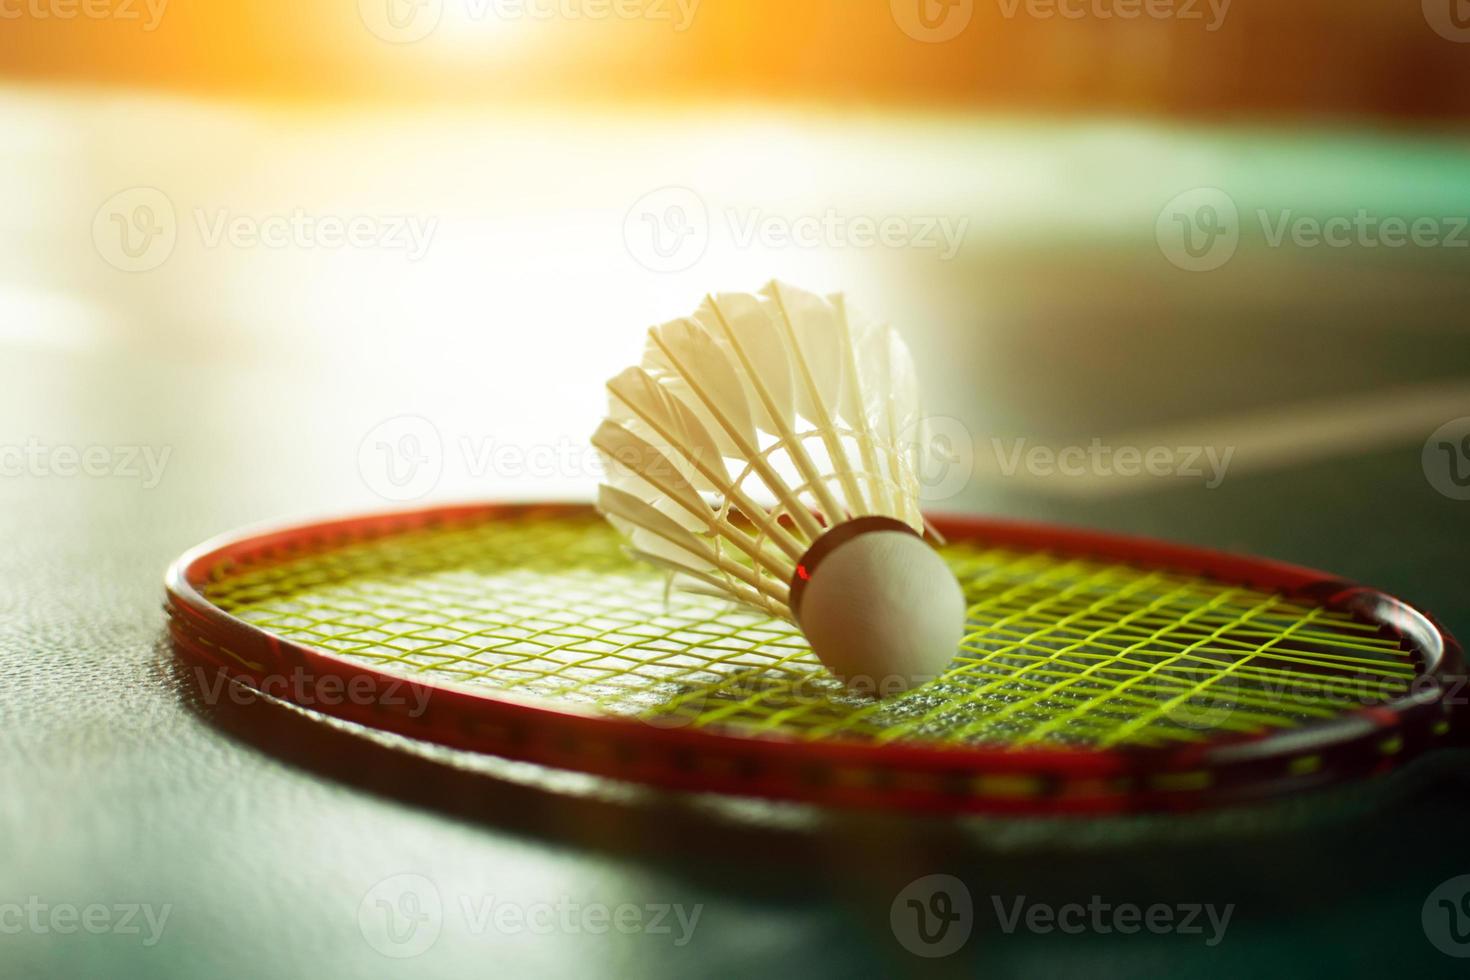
left=201, top=512, right=1417, bottom=749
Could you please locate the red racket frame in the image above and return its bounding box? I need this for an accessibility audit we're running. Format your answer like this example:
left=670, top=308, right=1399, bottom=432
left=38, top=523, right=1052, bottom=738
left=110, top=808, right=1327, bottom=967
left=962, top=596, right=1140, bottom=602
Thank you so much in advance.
left=165, top=502, right=1467, bottom=815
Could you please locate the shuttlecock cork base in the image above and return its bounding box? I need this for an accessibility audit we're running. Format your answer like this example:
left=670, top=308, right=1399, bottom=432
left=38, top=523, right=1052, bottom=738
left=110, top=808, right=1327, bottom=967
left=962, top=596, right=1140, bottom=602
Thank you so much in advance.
left=593, top=280, right=967, bottom=693
left=788, top=517, right=967, bottom=691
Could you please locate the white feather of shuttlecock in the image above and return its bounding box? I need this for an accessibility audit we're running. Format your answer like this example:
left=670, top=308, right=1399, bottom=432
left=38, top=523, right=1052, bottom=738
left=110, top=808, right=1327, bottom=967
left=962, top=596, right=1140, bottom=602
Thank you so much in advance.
left=591, top=281, right=932, bottom=621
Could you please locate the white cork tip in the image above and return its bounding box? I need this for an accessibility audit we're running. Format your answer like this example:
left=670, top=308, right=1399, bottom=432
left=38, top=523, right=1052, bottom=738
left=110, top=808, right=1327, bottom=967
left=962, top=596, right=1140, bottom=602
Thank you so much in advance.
left=797, top=530, right=967, bottom=694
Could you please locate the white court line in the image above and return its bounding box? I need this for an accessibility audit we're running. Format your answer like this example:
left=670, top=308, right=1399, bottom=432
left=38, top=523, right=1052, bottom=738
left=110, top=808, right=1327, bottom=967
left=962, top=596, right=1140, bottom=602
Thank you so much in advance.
left=971, top=378, right=1470, bottom=498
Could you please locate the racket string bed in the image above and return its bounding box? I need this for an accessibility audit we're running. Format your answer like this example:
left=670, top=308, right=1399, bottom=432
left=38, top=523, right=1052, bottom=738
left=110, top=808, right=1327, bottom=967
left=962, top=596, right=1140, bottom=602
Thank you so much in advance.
left=202, top=514, right=1418, bottom=751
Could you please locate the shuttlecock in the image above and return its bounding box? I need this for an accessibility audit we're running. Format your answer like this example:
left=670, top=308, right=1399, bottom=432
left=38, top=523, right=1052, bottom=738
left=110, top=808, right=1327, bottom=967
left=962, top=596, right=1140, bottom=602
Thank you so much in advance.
left=592, top=281, right=966, bottom=692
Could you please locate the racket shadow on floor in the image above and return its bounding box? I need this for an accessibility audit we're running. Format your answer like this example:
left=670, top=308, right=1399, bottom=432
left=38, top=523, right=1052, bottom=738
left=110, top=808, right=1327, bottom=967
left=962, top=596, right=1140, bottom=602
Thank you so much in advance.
left=163, top=643, right=1470, bottom=961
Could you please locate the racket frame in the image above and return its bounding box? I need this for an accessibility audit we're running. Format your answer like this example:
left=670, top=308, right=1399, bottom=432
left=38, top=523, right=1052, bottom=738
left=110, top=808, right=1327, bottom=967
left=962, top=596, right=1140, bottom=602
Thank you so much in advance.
left=165, top=502, right=1466, bottom=814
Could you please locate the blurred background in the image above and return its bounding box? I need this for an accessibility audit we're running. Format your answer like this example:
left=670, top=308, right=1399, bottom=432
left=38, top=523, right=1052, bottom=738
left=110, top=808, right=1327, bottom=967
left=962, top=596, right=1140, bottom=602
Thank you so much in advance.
left=3, top=1, right=1470, bottom=520
left=5, top=0, right=1470, bottom=583
left=3, top=0, right=1470, bottom=115
left=4, top=2, right=1470, bottom=977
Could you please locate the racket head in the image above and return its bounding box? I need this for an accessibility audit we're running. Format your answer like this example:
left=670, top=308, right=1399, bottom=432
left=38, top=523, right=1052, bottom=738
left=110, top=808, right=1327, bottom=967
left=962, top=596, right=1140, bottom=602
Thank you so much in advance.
left=164, top=502, right=1466, bottom=815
